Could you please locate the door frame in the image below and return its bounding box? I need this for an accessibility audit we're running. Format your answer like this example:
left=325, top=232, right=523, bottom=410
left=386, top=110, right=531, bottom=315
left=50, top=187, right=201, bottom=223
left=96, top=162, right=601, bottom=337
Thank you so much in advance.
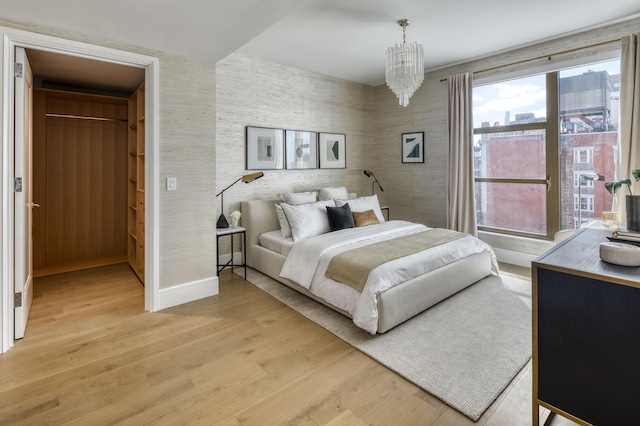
left=1, top=26, right=160, bottom=353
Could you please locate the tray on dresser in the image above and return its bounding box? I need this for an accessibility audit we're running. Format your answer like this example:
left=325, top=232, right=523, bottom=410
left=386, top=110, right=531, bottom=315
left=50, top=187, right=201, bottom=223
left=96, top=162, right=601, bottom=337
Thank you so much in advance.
left=607, top=230, right=640, bottom=247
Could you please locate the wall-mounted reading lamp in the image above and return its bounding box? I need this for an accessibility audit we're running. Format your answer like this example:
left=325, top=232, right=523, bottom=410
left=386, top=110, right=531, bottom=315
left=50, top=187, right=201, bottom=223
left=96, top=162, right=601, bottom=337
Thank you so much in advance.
left=364, top=170, right=384, bottom=195
left=216, top=171, right=264, bottom=228
left=578, top=172, right=604, bottom=227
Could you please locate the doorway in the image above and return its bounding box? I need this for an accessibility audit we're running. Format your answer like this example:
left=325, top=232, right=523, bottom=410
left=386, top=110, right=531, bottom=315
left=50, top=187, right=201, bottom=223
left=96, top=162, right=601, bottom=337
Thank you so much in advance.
left=28, top=51, right=144, bottom=278
left=1, top=27, right=160, bottom=353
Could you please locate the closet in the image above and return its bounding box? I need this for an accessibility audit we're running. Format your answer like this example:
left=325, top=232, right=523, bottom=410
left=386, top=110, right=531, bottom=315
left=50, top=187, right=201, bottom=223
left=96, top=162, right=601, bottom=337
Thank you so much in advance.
left=32, top=86, right=144, bottom=281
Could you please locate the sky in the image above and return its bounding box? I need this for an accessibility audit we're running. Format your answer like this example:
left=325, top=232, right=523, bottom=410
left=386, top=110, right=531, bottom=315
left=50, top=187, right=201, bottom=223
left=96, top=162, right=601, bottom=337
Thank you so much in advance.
left=472, top=59, right=620, bottom=129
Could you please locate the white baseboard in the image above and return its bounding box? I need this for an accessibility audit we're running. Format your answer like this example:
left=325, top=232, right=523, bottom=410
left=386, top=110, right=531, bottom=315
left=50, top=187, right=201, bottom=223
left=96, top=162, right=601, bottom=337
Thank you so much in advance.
left=492, top=247, right=537, bottom=268
left=157, top=276, right=219, bottom=310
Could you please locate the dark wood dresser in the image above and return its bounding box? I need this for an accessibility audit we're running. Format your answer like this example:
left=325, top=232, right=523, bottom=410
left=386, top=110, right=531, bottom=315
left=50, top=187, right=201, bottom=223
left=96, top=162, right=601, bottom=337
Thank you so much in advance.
left=532, top=226, right=640, bottom=426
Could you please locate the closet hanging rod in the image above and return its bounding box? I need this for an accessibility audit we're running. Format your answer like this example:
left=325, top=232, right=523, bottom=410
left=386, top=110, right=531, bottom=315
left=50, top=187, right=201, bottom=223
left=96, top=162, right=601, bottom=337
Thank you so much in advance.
left=45, top=113, right=127, bottom=122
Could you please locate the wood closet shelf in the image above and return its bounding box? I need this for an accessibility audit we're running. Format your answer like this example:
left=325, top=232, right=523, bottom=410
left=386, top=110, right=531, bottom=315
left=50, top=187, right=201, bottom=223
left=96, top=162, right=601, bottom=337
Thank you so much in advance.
left=127, top=83, right=145, bottom=284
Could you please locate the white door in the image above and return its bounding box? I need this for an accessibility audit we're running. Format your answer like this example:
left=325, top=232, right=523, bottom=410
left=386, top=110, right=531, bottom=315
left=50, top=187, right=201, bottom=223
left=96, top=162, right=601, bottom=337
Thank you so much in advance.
left=14, top=47, right=35, bottom=340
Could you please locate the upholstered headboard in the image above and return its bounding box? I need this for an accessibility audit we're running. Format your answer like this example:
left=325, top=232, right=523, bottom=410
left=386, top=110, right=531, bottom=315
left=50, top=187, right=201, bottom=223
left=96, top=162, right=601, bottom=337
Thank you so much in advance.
left=240, top=198, right=280, bottom=267
left=240, top=193, right=358, bottom=268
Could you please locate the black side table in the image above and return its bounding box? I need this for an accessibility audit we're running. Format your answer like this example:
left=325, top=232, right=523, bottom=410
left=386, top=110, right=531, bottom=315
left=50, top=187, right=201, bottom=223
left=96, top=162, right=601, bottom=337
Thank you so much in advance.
left=216, top=226, right=246, bottom=279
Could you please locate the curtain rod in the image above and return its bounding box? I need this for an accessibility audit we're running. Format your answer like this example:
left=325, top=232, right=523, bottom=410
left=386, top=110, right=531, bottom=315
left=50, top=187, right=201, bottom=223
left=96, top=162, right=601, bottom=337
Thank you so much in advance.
left=440, top=38, right=621, bottom=82
left=46, top=113, right=127, bottom=122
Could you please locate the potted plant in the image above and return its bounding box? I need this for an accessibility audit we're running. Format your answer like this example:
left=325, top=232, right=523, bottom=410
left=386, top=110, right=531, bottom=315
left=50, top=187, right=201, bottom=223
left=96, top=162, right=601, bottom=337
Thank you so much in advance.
left=605, top=169, right=640, bottom=231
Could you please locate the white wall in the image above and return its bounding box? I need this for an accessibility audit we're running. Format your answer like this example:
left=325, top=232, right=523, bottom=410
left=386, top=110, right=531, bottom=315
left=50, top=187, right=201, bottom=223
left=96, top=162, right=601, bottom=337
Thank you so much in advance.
left=215, top=53, right=377, bottom=225
left=373, top=78, right=449, bottom=228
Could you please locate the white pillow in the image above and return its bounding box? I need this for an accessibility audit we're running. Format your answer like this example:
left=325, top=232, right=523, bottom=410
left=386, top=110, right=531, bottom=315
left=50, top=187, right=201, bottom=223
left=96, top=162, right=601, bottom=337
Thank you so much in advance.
left=275, top=204, right=292, bottom=238
left=279, top=191, right=317, bottom=204
left=317, top=186, right=349, bottom=201
left=336, top=194, right=385, bottom=224
left=281, top=199, right=336, bottom=241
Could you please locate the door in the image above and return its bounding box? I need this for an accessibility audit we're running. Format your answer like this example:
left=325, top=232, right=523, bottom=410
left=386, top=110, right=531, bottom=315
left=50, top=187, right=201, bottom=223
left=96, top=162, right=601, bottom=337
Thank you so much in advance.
left=14, top=47, right=35, bottom=339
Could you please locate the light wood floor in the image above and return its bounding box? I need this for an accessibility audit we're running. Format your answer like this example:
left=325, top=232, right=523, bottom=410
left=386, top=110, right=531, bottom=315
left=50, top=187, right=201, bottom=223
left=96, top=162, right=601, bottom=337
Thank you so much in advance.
left=0, top=263, right=578, bottom=425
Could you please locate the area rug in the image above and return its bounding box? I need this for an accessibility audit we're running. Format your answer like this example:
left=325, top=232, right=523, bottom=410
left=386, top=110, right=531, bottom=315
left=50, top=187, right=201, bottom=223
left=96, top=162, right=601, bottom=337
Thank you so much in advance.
left=243, top=269, right=532, bottom=421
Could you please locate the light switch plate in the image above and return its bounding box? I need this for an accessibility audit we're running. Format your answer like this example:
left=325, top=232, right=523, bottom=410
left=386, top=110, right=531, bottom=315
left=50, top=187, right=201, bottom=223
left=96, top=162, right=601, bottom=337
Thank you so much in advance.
left=167, top=177, right=177, bottom=191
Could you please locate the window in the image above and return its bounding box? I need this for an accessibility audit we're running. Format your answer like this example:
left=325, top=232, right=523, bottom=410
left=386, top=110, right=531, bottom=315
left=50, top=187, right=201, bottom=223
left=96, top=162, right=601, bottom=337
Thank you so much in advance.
left=473, top=58, right=620, bottom=239
left=473, top=73, right=555, bottom=237
left=560, top=61, right=618, bottom=231
left=573, top=148, right=593, bottom=164
left=574, top=172, right=595, bottom=188
left=574, top=195, right=594, bottom=212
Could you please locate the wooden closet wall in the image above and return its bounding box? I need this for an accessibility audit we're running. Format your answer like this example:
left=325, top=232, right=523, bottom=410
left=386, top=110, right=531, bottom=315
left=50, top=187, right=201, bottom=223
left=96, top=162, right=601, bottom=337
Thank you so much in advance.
left=33, top=89, right=129, bottom=276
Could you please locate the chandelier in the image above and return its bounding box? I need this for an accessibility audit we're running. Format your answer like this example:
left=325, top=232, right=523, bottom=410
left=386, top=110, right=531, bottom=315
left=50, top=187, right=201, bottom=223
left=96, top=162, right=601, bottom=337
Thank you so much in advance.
left=385, top=19, right=424, bottom=107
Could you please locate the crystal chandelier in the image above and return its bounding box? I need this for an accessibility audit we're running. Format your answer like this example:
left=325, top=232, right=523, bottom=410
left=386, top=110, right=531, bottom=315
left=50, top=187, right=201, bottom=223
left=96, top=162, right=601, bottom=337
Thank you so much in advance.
left=385, top=19, right=424, bottom=107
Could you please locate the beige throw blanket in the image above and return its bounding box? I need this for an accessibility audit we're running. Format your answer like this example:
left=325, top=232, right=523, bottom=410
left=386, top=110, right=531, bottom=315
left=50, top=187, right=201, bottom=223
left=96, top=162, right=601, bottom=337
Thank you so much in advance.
left=325, top=228, right=466, bottom=292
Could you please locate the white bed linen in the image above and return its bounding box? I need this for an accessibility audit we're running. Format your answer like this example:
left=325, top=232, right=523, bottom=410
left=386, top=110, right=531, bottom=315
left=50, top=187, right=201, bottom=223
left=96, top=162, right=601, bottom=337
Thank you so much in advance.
left=259, top=230, right=294, bottom=256
left=280, top=220, right=498, bottom=334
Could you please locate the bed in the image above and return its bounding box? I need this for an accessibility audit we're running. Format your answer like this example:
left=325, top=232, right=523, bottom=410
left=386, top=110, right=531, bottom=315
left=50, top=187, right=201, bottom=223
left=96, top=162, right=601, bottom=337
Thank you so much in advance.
left=241, top=193, right=498, bottom=334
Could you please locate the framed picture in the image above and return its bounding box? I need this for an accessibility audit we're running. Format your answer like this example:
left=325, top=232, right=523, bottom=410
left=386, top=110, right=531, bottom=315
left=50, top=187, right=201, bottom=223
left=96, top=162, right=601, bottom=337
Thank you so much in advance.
left=402, top=132, right=424, bottom=163
left=246, top=126, right=284, bottom=170
left=318, top=132, right=346, bottom=169
left=285, top=130, right=318, bottom=169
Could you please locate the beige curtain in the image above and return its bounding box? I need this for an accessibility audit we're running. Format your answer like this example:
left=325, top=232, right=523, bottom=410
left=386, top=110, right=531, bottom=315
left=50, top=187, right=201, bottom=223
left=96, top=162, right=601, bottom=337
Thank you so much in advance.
left=618, top=34, right=640, bottom=222
left=447, top=73, right=477, bottom=236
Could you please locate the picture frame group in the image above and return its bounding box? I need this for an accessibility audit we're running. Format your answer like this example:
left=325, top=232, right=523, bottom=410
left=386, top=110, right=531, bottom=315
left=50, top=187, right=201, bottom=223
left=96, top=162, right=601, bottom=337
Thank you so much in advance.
left=246, top=126, right=346, bottom=170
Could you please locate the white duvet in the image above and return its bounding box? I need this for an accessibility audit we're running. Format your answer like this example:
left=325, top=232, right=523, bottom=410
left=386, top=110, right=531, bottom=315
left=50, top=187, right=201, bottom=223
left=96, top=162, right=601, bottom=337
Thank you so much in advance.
left=280, top=220, right=498, bottom=334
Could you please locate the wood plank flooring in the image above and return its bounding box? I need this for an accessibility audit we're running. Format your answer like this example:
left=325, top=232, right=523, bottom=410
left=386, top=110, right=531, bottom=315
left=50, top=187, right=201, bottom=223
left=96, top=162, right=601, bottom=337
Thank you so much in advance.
left=0, top=263, right=578, bottom=425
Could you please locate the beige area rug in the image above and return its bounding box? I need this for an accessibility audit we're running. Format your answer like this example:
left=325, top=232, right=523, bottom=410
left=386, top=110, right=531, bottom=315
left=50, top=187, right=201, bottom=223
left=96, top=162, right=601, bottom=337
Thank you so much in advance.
left=243, top=269, right=532, bottom=421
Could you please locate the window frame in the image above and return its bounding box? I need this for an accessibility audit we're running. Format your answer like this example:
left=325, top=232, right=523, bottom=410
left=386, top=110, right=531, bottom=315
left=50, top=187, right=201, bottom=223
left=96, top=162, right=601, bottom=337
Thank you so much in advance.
left=473, top=73, right=560, bottom=240
left=573, top=147, right=594, bottom=164
left=574, top=194, right=594, bottom=212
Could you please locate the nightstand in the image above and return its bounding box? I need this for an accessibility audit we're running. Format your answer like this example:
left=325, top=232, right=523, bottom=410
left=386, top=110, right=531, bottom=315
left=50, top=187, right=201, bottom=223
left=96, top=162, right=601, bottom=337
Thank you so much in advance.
left=216, top=226, right=246, bottom=279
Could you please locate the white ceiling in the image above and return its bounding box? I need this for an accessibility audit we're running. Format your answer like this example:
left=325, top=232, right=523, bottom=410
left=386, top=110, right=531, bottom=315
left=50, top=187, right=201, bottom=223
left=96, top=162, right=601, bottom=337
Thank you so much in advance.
left=1, top=0, right=640, bottom=89
left=240, top=0, right=640, bottom=85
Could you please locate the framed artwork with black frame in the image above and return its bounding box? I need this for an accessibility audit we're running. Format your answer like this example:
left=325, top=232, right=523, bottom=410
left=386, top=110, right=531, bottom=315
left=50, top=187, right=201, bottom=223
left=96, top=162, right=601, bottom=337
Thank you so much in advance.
left=402, top=132, right=424, bottom=163
left=285, top=129, right=318, bottom=169
left=246, top=126, right=284, bottom=170
left=318, top=132, right=346, bottom=169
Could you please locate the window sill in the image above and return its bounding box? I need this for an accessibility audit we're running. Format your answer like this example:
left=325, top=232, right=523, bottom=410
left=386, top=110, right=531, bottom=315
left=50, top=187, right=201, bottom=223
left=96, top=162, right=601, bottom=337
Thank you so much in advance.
left=478, top=230, right=554, bottom=268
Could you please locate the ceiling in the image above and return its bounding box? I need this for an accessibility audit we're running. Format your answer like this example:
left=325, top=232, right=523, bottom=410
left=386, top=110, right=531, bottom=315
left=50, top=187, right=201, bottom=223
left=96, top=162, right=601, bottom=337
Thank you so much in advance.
left=25, top=49, right=146, bottom=95
left=2, top=0, right=640, bottom=91
left=240, top=0, right=640, bottom=85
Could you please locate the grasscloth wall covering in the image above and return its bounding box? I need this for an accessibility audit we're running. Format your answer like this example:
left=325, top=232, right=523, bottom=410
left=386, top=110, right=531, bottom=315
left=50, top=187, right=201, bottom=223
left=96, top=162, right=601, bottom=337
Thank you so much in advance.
left=0, top=17, right=216, bottom=290
left=215, top=53, right=377, bottom=224
left=158, top=54, right=216, bottom=288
